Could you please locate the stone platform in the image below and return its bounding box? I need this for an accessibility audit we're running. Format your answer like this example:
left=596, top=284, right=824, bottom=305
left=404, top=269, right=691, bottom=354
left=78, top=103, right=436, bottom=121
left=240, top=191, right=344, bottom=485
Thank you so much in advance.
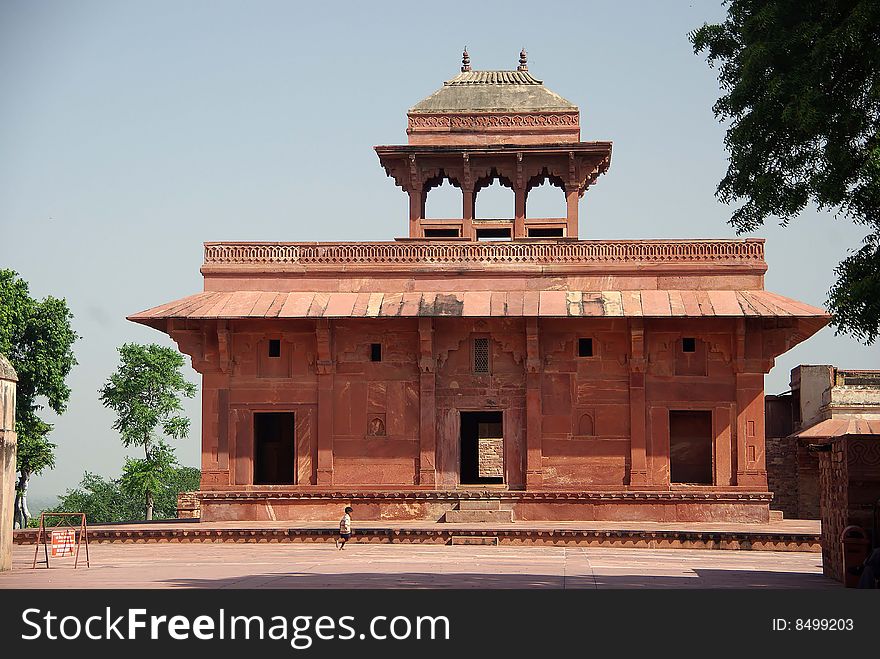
left=13, top=518, right=821, bottom=552
left=194, top=489, right=775, bottom=524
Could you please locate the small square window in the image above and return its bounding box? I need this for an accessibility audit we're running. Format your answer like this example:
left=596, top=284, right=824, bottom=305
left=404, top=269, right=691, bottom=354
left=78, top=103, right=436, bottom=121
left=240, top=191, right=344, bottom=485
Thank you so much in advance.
left=473, top=337, right=489, bottom=374
left=370, top=343, right=382, bottom=362
left=268, top=339, right=281, bottom=358
left=578, top=338, right=593, bottom=357
left=682, top=337, right=696, bottom=353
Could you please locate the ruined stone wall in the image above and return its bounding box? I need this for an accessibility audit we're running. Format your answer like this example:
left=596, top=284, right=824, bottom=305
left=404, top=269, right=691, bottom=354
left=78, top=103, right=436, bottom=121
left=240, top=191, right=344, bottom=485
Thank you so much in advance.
left=819, top=436, right=880, bottom=583
left=796, top=444, right=820, bottom=518
left=819, top=440, right=847, bottom=582
left=0, top=355, right=17, bottom=572
left=478, top=438, right=504, bottom=478
left=176, top=491, right=201, bottom=519
left=765, top=436, right=798, bottom=518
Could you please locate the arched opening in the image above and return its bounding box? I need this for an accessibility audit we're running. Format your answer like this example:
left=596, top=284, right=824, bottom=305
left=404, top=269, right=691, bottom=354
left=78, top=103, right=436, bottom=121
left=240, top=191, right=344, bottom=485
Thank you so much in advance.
left=474, top=174, right=514, bottom=220
left=577, top=413, right=595, bottom=436
left=526, top=171, right=566, bottom=219
left=423, top=176, right=461, bottom=219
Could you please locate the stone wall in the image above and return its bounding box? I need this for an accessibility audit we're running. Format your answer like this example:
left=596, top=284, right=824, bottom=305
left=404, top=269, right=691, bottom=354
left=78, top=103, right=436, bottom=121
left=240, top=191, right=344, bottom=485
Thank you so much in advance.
left=478, top=438, right=504, bottom=478
left=176, top=492, right=201, bottom=519
left=818, top=441, right=846, bottom=582
left=797, top=444, right=820, bottom=519
left=765, top=435, right=798, bottom=518
left=819, top=435, right=880, bottom=583
left=0, top=355, right=18, bottom=573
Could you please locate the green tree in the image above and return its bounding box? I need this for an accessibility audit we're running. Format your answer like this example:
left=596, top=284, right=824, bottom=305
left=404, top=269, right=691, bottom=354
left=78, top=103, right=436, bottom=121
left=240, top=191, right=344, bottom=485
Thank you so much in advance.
left=50, top=465, right=201, bottom=524
left=690, top=0, right=880, bottom=343
left=0, top=269, right=77, bottom=528
left=99, top=343, right=196, bottom=520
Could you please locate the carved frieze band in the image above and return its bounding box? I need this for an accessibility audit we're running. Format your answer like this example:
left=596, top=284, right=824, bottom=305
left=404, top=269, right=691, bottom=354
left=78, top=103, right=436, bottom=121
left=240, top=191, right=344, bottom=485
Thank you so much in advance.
left=408, top=112, right=579, bottom=130
left=204, top=240, right=765, bottom=267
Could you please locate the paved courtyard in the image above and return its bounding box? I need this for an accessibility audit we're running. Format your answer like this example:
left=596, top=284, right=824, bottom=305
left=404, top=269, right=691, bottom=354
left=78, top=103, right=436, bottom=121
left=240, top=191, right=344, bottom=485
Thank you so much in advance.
left=1, top=542, right=837, bottom=589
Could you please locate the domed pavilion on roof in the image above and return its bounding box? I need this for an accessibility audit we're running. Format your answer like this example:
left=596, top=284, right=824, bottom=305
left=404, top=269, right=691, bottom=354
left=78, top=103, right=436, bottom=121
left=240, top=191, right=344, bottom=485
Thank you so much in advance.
left=129, top=50, right=830, bottom=523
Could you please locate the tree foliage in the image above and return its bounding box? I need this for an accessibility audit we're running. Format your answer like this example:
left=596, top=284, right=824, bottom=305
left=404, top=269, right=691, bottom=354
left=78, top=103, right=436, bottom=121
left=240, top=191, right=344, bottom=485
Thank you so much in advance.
left=49, top=465, right=201, bottom=524
left=99, top=343, right=196, bottom=519
left=690, top=0, right=880, bottom=343
left=120, top=440, right=177, bottom=510
left=0, top=269, right=77, bottom=475
left=99, top=343, right=197, bottom=448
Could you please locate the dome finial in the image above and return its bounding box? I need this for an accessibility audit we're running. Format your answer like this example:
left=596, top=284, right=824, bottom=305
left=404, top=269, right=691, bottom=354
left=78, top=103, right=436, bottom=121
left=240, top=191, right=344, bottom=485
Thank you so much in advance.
left=461, top=46, right=471, bottom=72
left=518, top=48, right=528, bottom=71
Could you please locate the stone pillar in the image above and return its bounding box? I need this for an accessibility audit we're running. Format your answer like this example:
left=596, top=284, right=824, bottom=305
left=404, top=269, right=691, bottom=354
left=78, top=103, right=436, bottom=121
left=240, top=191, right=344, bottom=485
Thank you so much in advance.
left=525, top=319, right=543, bottom=488
left=1, top=355, right=18, bottom=573
left=408, top=189, right=422, bottom=238
left=461, top=154, right=474, bottom=240
left=418, top=319, right=436, bottom=486
left=462, top=187, right=474, bottom=240
left=628, top=320, right=648, bottom=487
left=565, top=185, right=579, bottom=239
left=316, top=320, right=334, bottom=485
left=514, top=186, right=526, bottom=239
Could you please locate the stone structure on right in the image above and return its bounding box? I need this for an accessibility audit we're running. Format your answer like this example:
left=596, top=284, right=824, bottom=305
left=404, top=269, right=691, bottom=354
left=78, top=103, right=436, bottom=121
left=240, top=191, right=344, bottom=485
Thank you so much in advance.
left=766, top=365, right=880, bottom=519
left=765, top=365, right=880, bottom=583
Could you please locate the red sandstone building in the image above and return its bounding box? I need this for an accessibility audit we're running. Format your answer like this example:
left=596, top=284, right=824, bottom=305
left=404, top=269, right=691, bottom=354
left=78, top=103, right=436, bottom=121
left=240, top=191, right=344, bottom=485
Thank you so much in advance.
left=131, top=52, right=830, bottom=523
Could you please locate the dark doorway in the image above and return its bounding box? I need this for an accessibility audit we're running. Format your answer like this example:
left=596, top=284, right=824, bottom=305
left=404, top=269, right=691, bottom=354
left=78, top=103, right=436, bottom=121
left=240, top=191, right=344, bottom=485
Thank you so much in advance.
left=254, top=412, right=295, bottom=485
left=669, top=410, right=713, bottom=484
left=460, top=411, right=504, bottom=485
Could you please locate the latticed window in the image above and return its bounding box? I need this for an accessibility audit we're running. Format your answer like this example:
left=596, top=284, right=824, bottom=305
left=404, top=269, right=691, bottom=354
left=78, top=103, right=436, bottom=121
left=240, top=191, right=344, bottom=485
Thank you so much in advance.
left=473, top=337, right=489, bottom=374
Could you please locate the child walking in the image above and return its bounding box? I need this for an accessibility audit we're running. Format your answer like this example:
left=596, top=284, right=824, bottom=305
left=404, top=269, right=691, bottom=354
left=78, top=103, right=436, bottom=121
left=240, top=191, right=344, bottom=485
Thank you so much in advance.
left=336, top=506, right=353, bottom=550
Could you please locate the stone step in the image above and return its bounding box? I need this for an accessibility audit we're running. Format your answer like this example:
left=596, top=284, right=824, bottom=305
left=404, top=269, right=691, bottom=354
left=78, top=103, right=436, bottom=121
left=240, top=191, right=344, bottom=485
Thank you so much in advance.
left=445, top=509, right=514, bottom=523
left=450, top=536, right=498, bottom=546
left=769, top=510, right=784, bottom=522
left=458, top=500, right=501, bottom=510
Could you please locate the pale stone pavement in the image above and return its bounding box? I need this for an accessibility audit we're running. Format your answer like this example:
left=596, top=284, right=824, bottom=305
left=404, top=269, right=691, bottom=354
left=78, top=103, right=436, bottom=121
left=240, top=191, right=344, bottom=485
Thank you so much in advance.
left=0, top=542, right=837, bottom=589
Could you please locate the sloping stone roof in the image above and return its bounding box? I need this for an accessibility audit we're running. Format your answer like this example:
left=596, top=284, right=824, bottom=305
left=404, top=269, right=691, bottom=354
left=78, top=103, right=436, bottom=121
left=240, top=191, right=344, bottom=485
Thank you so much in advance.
left=130, top=289, right=829, bottom=323
left=410, top=70, right=578, bottom=113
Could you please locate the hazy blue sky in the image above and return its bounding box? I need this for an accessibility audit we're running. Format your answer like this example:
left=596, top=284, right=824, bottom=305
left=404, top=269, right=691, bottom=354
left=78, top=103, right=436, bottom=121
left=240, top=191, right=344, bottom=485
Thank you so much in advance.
left=2, top=0, right=877, bottom=505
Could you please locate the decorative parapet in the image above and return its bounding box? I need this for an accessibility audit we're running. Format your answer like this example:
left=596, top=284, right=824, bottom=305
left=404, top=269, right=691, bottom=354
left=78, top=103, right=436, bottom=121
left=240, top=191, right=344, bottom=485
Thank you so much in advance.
left=203, top=239, right=765, bottom=272
left=407, top=111, right=579, bottom=130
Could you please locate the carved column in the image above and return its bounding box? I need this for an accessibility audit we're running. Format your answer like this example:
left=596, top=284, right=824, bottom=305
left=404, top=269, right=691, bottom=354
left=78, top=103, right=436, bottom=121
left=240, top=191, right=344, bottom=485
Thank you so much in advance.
left=315, top=319, right=334, bottom=485
left=418, top=318, right=437, bottom=486
left=462, top=153, right=474, bottom=240
left=408, top=154, right=422, bottom=238
left=628, top=319, right=648, bottom=487
left=514, top=153, right=526, bottom=238
left=525, top=318, right=543, bottom=489
left=565, top=152, right=579, bottom=238
left=565, top=185, right=579, bottom=239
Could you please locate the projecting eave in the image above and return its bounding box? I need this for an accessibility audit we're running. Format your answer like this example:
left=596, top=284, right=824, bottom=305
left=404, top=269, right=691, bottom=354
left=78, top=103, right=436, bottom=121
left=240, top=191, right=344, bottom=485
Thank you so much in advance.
left=129, top=289, right=830, bottom=325
left=791, top=416, right=880, bottom=439
left=374, top=142, right=611, bottom=155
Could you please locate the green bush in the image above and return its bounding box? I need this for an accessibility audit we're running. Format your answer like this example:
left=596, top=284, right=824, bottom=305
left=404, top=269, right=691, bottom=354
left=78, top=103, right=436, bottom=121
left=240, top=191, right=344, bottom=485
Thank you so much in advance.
left=48, top=467, right=200, bottom=524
